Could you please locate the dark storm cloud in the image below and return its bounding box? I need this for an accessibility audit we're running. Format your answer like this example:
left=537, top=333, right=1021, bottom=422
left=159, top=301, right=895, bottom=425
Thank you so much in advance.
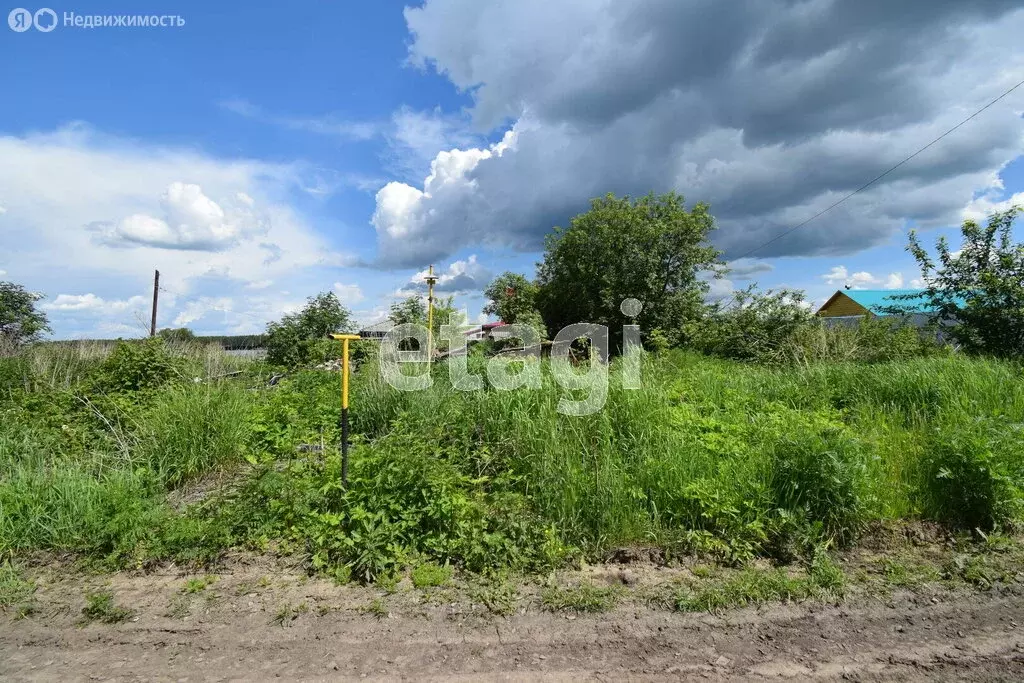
left=373, top=0, right=1024, bottom=267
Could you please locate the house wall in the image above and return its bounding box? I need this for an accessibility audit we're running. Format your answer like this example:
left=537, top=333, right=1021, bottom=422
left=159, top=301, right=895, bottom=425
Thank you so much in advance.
left=818, top=293, right=871, bottom=318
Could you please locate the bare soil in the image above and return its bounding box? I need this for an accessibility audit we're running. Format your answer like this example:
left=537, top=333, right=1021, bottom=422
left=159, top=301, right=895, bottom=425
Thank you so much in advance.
left=3, top=554, right=1024, bottom=681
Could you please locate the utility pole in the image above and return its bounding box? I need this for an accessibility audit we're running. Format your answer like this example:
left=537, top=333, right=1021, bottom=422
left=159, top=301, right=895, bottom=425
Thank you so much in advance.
left=424, top=264, right=438, bottom=362
left=150, top=270, right=160, bottom=337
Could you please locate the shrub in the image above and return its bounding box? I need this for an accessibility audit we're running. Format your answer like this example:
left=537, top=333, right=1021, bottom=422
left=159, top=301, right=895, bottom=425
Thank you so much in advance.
left=265, top=292, right=353, bottom=367
left=768, top=428, right=866, bottom=545
left=95, top=338, right=182, bottom=392
left=694, top=286, right=812, bottom=362
left=920, top=418, right=1024, bottom=530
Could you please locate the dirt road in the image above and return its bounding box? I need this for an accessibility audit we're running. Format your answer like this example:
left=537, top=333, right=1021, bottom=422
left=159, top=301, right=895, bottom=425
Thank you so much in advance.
left=3, top=560, right=1024, bottom=681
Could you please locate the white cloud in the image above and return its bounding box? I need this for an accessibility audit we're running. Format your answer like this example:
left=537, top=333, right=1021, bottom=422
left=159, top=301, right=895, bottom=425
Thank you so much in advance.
left=333, top=282, right=365, bottom=304
left=0, top=125, right=358, bottom=337
left=963, top=190, right=1024, bottom=223
left=246, top=279, right=274, bottom=290
left=0, top=204, right=7, bottom=215
left=89, top=182, right=268, bottom=251
left=396, top=254, right=493, bottom=296
left=372, top=129, right=519, bottom=265
left=219, top=99, right=380, bottom=141
left=821, top=266, right=912, bottom=290
left=172, top=297, right=234, bottom=327
left=44, top=293, right=147, bottom=314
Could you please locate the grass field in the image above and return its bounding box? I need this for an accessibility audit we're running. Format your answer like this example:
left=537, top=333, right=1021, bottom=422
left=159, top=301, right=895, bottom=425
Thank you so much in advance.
left=1, top=338, right=1022, bottom=584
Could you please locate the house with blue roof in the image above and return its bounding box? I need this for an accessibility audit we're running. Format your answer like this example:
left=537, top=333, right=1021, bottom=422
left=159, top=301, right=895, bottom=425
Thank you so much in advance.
left=815, top=289, right=936, bottom=318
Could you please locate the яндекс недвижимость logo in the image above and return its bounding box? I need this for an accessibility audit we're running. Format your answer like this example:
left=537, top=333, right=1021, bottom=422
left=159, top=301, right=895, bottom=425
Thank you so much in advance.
left=8, top=9, right=183, bottom=31
left=8, top=7, right=57, bottom=32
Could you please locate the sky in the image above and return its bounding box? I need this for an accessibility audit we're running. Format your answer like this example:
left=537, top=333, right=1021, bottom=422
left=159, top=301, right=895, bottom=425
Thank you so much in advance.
left=1, top=1, right=1023, bottom=339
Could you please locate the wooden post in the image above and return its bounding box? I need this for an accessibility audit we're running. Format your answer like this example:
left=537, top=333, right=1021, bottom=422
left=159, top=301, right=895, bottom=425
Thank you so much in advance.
left=150, top=270, right=160, bottom=337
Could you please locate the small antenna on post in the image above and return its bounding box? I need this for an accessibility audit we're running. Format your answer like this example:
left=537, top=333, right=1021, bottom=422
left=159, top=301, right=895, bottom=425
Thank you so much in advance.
left=424, top=264, right=439, bottom=362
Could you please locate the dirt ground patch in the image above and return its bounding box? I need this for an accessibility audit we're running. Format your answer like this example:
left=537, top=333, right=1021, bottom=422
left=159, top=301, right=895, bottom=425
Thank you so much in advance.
left=3, top=552, right=1024, bottom=681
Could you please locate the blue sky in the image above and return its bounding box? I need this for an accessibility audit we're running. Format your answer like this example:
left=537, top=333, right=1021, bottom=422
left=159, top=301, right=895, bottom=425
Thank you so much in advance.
left=1, top=1, right=1023, bottom=338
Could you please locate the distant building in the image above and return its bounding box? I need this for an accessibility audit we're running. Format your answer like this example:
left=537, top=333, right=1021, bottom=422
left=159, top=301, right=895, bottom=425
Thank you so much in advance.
left=462, top=321, right=509, bottom=341
left=815, top=288, right=955, bottom=327
left=358, top=319, right=395, bottom=340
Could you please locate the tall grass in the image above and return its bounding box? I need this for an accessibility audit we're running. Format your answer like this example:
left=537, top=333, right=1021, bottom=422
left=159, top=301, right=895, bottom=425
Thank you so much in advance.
left=1, top=338, right=1022, bottom=576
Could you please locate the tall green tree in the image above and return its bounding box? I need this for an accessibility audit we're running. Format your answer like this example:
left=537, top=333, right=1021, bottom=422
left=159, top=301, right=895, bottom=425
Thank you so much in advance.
left=265, top=291, right=352, bottom=367
left=483, top=272, right=540, bottom=324
left=0, top=281, right=50, bottom=348
left=388, top=296, right=427, bottom=326
left=900, top=207, right=1024, bottom=358
left=535, top=192, right=723, bottom=347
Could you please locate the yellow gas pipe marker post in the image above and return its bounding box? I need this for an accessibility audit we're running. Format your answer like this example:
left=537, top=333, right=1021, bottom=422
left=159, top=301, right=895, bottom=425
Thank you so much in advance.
left=329, top=333, right=361, bottom=488
left=424, top=264, right=438, bottom=364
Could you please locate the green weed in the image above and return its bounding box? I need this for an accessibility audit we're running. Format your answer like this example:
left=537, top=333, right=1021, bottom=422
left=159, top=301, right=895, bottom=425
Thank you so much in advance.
left=80, top=590, right=134, bottom=624
left=541, top=582, right=619, bottom=613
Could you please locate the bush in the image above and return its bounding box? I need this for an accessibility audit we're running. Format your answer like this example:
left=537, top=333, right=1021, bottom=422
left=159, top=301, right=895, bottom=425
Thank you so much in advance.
left=920, top=418, right=1024, bottom=530
left=768, top=428, right=866, bottom=545
left=265, top=292, right=353, bottom=367
left=95, top=338, right=182, bottom=392
left=694, top=287, right=812, bottom=362
left=783, top=317, right=948, bottom=365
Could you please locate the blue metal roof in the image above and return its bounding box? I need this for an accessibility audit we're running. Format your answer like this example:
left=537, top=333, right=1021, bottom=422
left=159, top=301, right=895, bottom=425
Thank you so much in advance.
left=841, top=289, right=934, bottom=314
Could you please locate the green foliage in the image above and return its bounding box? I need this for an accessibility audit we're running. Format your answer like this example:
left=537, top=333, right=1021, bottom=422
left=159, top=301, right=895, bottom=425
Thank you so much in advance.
left=157, top=327, right=195, bottom=343
left=483, top=272, right=542, bottom=325
left=674, top=561, right=843, bottom=613
left=541, top=582, right=618, bottom=612
left=95, top=338, right=183, bottom=392
left=389, top=296, right=426, bottom=326
left=536, top=192, right=723, bottom=349
left=0, top=281, right=50, bottom=348
left=695, top=286, right=812, bottom=362
left=411, top=561, right=452, bottom=588
left=920, top=417, right=1024, bottom=530
left=782, top=316, right=949, bottom=365
left=902, top=207, right=1024, bottom=357
left=265, top=292, right=353, bottom=367
left=80, top=591, right=134, bottom=624
left=133, top=383, right=251, bottom=487
left=768, top=428, right=866, bottom=545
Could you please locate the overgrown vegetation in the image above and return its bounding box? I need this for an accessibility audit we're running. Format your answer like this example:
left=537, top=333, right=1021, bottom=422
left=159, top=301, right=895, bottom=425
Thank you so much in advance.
left=2, top=333, right=1023, bottom=586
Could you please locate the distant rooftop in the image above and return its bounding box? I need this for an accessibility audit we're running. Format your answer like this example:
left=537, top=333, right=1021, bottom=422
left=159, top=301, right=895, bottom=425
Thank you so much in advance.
left=841, top=289, right=932, bottom=314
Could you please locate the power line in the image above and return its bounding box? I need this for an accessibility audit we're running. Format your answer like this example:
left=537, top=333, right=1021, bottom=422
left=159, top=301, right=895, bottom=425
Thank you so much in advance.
left=734, top=77, right=1024, bottom=261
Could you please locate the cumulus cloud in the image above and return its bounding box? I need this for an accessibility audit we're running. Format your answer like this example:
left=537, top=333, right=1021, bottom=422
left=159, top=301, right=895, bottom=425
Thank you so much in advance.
left=0, top=125, right=355, bottom=336
left=396, top=254, right=493, bottom=295
left=333, top=282, right=365, bottom=304
left=963, top=189, right=1024, bottom=222
left=89, top=182, right=268, bottom=251
left=374, top=1, right=1024, bottom=267
left=821, top=266, right=913, bottom=290
left=44, top=293, right=148, bottom=314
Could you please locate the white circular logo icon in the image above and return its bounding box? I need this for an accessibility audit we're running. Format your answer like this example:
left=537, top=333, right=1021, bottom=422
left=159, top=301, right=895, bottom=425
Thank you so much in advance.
left=8, top=7, right=32, bottom=32
left=33, top=8, right=57, bottom=32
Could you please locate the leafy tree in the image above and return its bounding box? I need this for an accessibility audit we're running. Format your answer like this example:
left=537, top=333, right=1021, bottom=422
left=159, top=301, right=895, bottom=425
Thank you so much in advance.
left=157, top=327, right=195, bottom=343
left=900, top=207, right=1024, bottom=358
left=0, top=281, right=50, bottom=348
left=389, top=296, right=426, bottom=326
left=265, top=292, right=353, bottom=367
left=535, top=192, right=723, bottom=349
left=695, top=286, right=812, bottom=362
left=483, top=272, right=540, bottom=324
